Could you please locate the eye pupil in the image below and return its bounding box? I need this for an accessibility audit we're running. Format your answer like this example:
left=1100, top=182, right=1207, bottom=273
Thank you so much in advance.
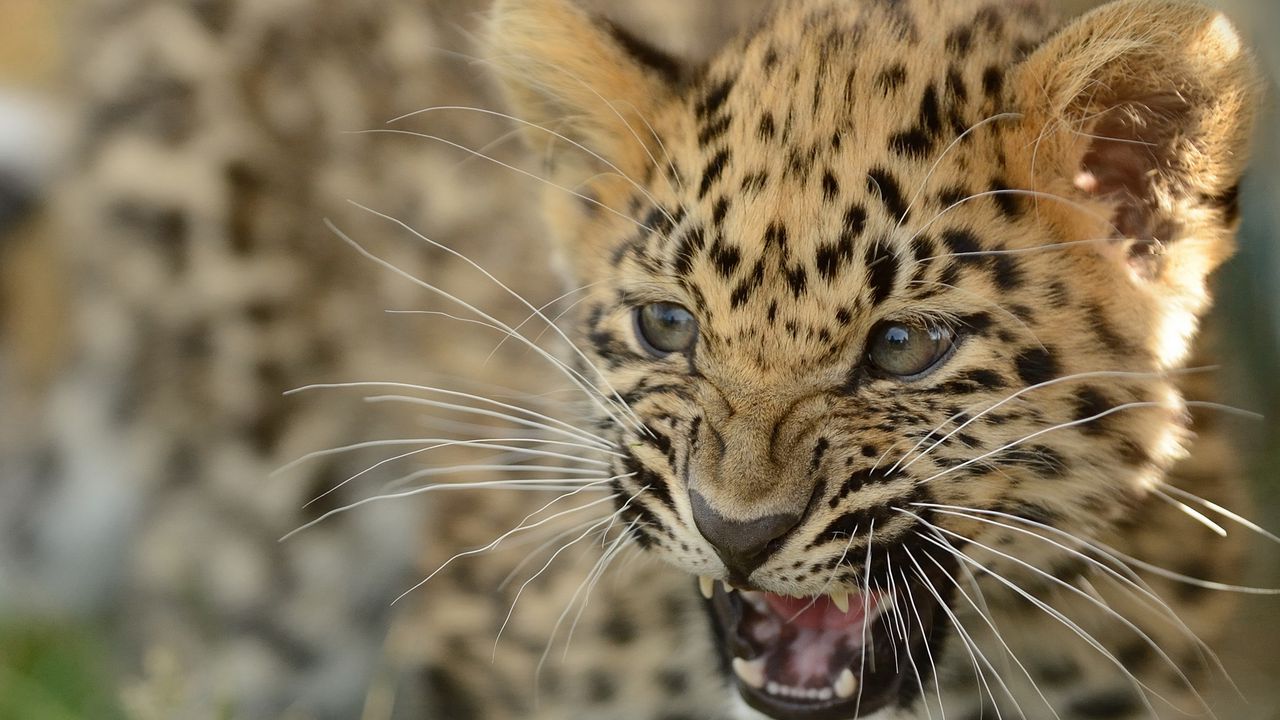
left=636, top=302, right=698, bottom=356
left=867, top=321, right=954, bottom=378
left=885, top=326, right=911, bottom=347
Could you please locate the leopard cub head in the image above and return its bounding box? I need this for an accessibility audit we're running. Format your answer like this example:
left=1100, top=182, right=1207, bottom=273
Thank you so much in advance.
left=488, top=0, right=1259, bottom=716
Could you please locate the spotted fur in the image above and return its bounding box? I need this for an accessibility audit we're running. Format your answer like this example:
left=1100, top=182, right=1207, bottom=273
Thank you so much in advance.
left=1, top=0, right=1264, bottom=719
left=481, top=0, right=1262, bottom=717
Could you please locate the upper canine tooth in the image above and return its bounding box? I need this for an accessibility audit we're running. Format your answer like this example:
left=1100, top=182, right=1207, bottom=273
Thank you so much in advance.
left=699, top=575, right=715, bottom=599
left=830, top=589, right=850, bottom=613
left=722, top=580, right=738, bottom=594
left=732, top=657, right=766, bottom=689
left=834, top=668, right=857, bottom=699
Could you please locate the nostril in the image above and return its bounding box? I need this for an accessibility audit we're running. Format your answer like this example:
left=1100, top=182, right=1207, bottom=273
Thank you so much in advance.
left=689, top=489, right=802, bottom=577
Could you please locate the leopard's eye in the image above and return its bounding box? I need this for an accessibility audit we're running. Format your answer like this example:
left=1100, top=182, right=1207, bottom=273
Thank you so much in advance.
left=866, top=321, right=954, bottom=378
left=634, top=303, right=698, bottom=356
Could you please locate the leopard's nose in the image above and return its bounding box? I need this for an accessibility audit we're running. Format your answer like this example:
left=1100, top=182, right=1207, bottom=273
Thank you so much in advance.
left=689, top=488, right=802, bottom=579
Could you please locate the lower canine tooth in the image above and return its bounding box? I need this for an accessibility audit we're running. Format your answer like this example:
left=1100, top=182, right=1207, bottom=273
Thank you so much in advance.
left=732, top=657, right=766, bottom=689
left=699, top=575, right=715, bottom=599
left=830, top=590, right=850, bottom=613
left=834, top=668, right=857, bottom=699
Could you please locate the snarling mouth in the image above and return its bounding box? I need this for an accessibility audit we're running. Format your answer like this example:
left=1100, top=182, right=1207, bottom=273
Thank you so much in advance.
left=703, top=578, right=945, bottom=720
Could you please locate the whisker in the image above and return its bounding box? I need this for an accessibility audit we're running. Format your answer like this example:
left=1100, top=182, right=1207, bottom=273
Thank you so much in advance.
left=905, top=551, right=1013, bottom=719
left=1161, top=484, right=1280, bottom=546
left=385, top=106, right=678, bottom=227
left=910, top=527, right=1168, bottom=716
left=288, top=381, right=614, bottom=450
left=280, top=473, right=612, bottom=543
left=914, top=538, right=1062, bottom=720
left=916, top=503, right=1224, bottom=668
left=342, top=203, right=650, bottom=435
left=295, top=436, right=613, bottom=508
left=905, top=512, right=1207, bottom=715
left=907, top=188, right=1121, bottom=246
left=347, top=129, right=654, bottom=233
left=316, top=216, right=630, bottom=429
left=393, top=492, right=622, bottom=605
left=893, top=366, right=1217, bottom=475
left=1150, top=488, right=1228, bottom=537
left=493, top=512, right=620, bottom=658
left=896, top=111, right=1024, bottom=232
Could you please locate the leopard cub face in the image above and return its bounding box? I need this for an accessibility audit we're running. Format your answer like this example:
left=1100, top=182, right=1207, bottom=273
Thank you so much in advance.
left=488, top=0, right=1258, bottom=716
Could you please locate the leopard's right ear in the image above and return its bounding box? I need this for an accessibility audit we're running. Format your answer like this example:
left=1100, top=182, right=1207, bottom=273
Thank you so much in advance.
left=485, top=0, right=685, bottom=180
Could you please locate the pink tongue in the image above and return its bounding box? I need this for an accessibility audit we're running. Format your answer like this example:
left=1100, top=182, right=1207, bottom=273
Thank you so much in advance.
left=763, top=592, right=872, bottom=631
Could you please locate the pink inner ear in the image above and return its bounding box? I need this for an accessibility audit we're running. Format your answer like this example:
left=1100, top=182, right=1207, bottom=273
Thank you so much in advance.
left=1074, top=94, right=1190, bottom=246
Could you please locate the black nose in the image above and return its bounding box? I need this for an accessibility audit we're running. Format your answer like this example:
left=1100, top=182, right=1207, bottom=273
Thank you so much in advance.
left=689, top=489, right=802, bottom=579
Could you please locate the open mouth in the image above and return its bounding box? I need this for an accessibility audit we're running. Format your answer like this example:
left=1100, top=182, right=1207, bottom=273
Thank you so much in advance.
left=702, top=577, right=944, bottom=720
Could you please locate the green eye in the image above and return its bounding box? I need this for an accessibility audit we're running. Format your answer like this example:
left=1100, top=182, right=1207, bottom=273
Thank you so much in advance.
left=866, top=321, right=954, bottom=378
left=635, top=303, right=698, bottom=356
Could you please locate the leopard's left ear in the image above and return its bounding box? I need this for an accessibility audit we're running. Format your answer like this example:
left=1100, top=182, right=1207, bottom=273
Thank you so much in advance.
left=1005, top=0, right=1261, bottom=286
left=485, top=0, right=684, bottom=181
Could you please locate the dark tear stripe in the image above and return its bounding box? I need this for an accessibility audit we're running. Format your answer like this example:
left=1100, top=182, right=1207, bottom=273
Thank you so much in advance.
left=867, top=168, right=908, bottom=222
left=864, top=241, right=899, bottom=307
left=827, top=466, right=896, bottom=508
left=640, top=426, right=677, bottom=468
left=622, top=455, right=677, bottom=513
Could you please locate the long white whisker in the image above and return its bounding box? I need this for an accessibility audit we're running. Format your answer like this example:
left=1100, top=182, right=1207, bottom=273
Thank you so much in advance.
left=919, top=401, right=1164, bottom=485
left=907, top=188, right=1121, bottom=245
left=287, top=381, right=614, bottom=449
left=898, top=561, right=946, bottom=720
left=384, top=106, right=678, bottom=228
left=493, top=512, right=620, bottom=658
left=893, top=367, right=1216, bottom=475
left=905, top=553, right=1010, bottom=719
left=342, top=203, right=649, bottom=435
left=896, top=112, right=1024, bottom=232
left=297, top=437, right=613, bottom=508
left=916, top=503, right=1280, bottom=596
left=1161, top=484, right=1280, bottom=546
left=393, top=492, right=622, bottom=605
left=915, top=535, right=1061, bottom=720
left=905, top=514, right=1194, bottom=713
left=917, top=503, right=1224, bottom=669
left=1150, top=488, right=1228, bottom=537
left=315, top=219, right=632, bottom=431
left=281, top=473, right=612, bottom=542
left=347, top=129, right=654, bottom=233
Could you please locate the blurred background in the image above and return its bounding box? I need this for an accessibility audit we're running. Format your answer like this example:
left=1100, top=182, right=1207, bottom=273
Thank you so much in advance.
left=0, top=1, right=1275, bottom=718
